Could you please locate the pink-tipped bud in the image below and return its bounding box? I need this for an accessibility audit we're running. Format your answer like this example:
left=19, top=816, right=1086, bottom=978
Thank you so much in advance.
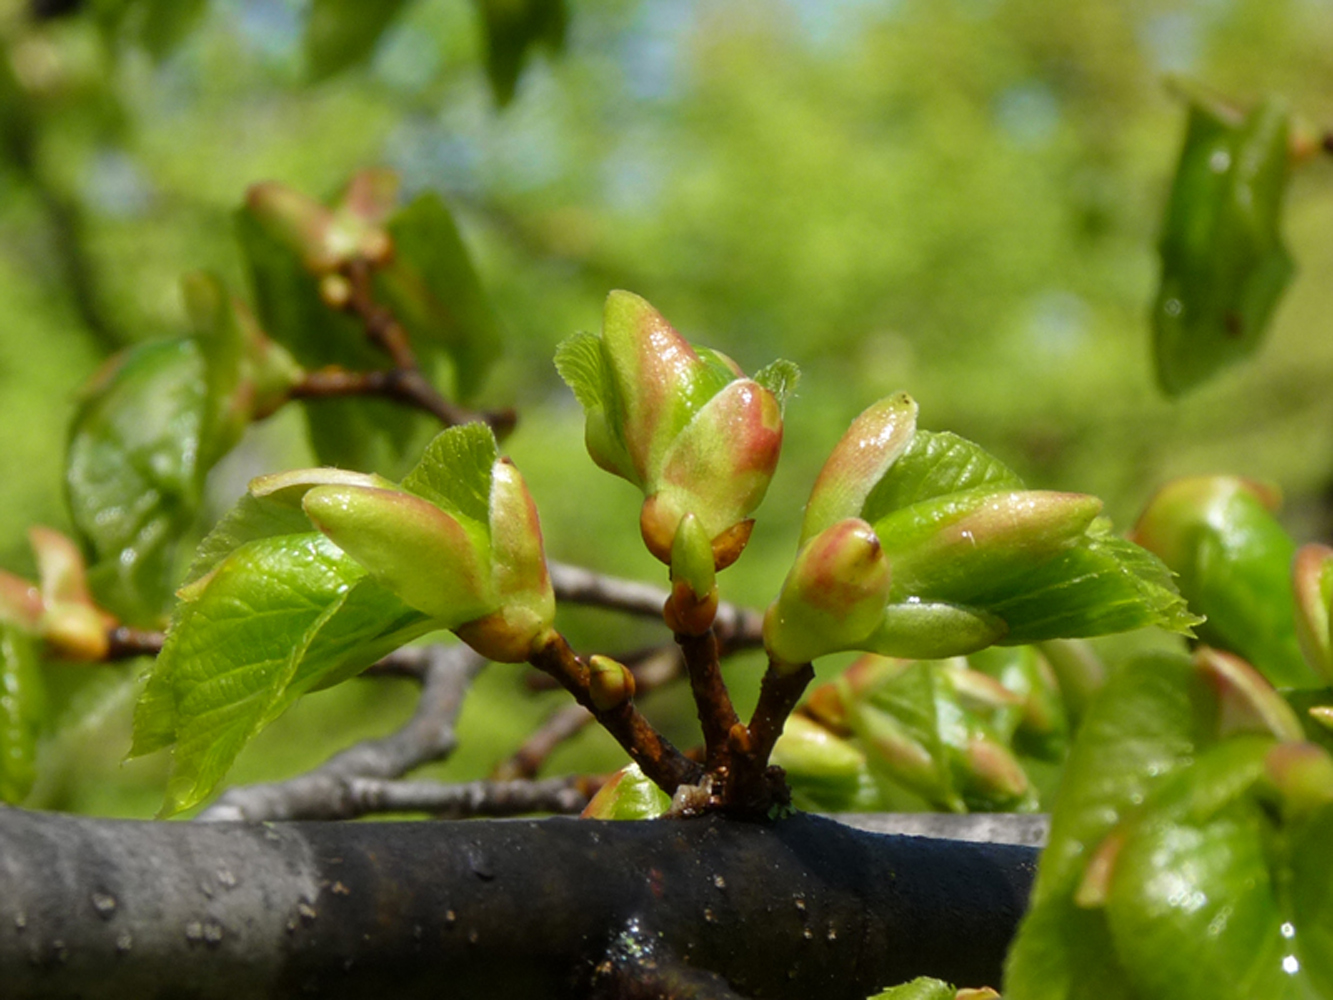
left=801, top=393, right=918, bottom=545
left=1293, top=542, right=1333, bottom=682
left=763, top=518, right=892, bottom=668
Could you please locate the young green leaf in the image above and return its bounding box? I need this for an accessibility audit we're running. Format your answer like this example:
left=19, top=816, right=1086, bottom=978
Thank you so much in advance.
left=400, top=421, right=498, bottom=530
left=861, top=429, right=1023, bottom=526
left=581, top=763, right=671, bottom=819
left=865, top=978, right=960, bottom=1000
left=751, top=359, right=800, bottom=413
left=1152, top=94, right=1294, bottom=396
left=0, top=624, right=43, bottom=805
left=135, top=533, right=434, bottom=815
left=375, top=192, right=504, bottom=403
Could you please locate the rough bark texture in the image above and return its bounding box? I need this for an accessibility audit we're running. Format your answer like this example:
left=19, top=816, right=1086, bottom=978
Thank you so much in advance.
left=0, top=806, right=1036, bottom=999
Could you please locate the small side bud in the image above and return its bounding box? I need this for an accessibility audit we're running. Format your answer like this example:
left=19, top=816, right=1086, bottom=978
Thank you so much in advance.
left=763, top=518, right=892, bottom=668
left=319, top=273, right=353, bottom=309
left=581, top=763, right=670, bottom=820
left=588, top=655, right=636, bottom=712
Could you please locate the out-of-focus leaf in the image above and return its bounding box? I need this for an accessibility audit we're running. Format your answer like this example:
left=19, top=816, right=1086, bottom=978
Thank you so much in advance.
left=65, top=339, right=206, bottom=625
left=235, top=204, right=433, bottom=476
left=1102, top=738, right=1298, bottom=1000
left=305, top=0, right=410, bottom=81
left=1287, top=800, right=1333, bottom=997
left=375, top=192, right=504, bottom=403
left=1134, top=476, right=1318, bottom=688
left=0, top=624, right=43, bottom=804
left=772, top=713, right=881, bottom=812
left=1152, top=93, right=1294, bottom=396
left=473, top=0, right=568, bottom=106
left=1005, top=652, right=1213, bottom=999
left=133, top=532, right=435, bottom=815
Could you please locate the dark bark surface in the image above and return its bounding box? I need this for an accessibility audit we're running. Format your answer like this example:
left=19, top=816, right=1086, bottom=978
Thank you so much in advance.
left=0, top=806, right=1036, bottom=999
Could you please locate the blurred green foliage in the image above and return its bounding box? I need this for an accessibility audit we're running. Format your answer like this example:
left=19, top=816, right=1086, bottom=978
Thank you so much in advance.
left=5, top=0, right=1333, bottom=815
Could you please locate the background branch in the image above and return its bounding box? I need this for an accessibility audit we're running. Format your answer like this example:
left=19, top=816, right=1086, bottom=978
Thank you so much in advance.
left=199, top=645, right=485, bottom=822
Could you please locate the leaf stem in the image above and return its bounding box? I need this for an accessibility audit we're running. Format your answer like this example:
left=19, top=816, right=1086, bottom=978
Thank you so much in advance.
left=528, top=631, right=702, bottom=794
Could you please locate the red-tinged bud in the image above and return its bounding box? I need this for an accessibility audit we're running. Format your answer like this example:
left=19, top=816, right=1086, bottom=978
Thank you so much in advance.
left=245, top=182, right=340, bottom=273
left=648, top=378, right=783, bottom=559
left=581, top=763, right=670, bottom=820
left=879, top=490, right=1103, bottom=598
left=1293, top=543, right=1333, bottom=682
left=0, top=571, right=42, bottom=631
left=956, top=989, right=1002, bottom=1000
left=1130, top=474, right=1281, bottom=569
left=1074, top=829, right=1126, bottom=909
left=336, top=168, right=399, bottom=229
left=302, top=485, right=496, bottom=626
left=962, top=735, right=1030, bottom=802
left=1264, top=742, right=1333, bottom=820
left=949, top=667, right=1024, bottom=715
left=763, top=518, right=892, bottom=668
left=1194, top=646, right=1303, bottom=742
left=587, top=654, right=636, bottom=711
left=800, top=393, right=917, bottom=546
left=477, top=460, right=555, bottom=661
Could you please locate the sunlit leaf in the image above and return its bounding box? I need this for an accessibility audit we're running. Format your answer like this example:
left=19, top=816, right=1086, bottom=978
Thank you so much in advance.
left=0, top=624, right=43, bottom=804
left=135, top=532, right=435, bottom=815
left=1152, top=94, right=1294, bottom=396
left=305, top=0, right=410, bottom=81
left=376, top=192, right=504, bottom=403
left=862, top=430, right=1022, bottom=524
left=580, top=763, right=670, bottom=819
left=866, top=977, right=958, bottom=1000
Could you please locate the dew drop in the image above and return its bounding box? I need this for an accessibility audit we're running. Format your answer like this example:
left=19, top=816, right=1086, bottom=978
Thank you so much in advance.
left=712, top=875, right=726, bottom=890
left=1283, top=955, right=1300, bottom=975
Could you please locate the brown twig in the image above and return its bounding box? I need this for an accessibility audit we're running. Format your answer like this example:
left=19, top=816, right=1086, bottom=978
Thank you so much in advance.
left=104, top=625, right=165, bottom=661
left=722, top=660, right=816, bottom=816
left=501, top=645, right=682, bottom=778
left=290, top=365, right=516, bottom=436
left=676, top=629, right=740, bottom=774
left=197, top=644, right=486, bottom=821
left=528, top=632, right=702, bottom=794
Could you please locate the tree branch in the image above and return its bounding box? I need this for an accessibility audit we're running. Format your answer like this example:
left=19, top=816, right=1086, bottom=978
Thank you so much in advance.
left=0, top=809, right=1036, bottom=999
left=199, top=645, right=485, bottom=822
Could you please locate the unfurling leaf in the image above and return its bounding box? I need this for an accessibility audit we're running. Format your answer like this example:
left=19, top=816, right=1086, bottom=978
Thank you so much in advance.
left=581, top=762, right=670, bottom=819
left=1152, top=91, right=1294, bottom=396
left=133, top=425, right=554, bottom=813
left=765, top=396, right=1196, bottom=669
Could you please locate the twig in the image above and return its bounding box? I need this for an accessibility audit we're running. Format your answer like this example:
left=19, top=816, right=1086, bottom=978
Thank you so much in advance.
left=724, top=660, right=816, bottom=815
left=332, top=257, right=516, bottom=437
left=677, top=629, right=740, bottom=774
left=219, top=774, right=594, bottom=822
left=528, top=632, right=702, bottom=794
left=501, top=645, right=683, bottom=778
left=198, top=644, right=486, bottom=821
left=290, top=365, right=515, bottom=437
left=104, top=625, right=164, bottom=660
left=549, top=561, right=764, bottom=649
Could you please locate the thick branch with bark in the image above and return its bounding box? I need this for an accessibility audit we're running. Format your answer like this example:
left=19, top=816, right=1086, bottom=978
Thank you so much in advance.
left=0, top=809, right=1036, bottom=999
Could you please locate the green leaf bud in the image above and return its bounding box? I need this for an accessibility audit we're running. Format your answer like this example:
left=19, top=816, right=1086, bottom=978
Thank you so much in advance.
left=864, top=601, right=1007, bottom=660
left=302, top=484, right=496, bottom=626
left=587, top=654, right=636, bottom=712
left=801, top=393, right=918, bottom=546
left=763, top=518, right=893, bottom=668
left=244, top=182, right=340, bottom=273
left=1193, top=646, right=1303, bottom=742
